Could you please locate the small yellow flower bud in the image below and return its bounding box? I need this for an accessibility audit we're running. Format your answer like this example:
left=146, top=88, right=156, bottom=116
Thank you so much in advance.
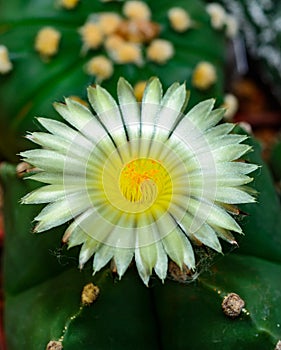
left=35, top=27, right=61, bottom=58
left=98, top=13, right=122, bottom=35
left=109, top=42, right=143, bottom=65
left=0, top=45, right=13, bottom=74
left=192, top=61, right=217, bottom=90
left=168, top=7, right=192, bottom=32
left=222, top=94, right=239, bottom=121
left=104, top=34, right=125, bottom=51
left=146, top=39, right=174, bottom=64
left=123, top=1, right=151, bottom=21
left=206, top=3, right=226, bottom=30
left=85, top=55, right=114, bottom=81
left=134, top=81, right=147, bottom=101
left=59, top=0, right=79, bottom=10
left=79, top=22, right=103, bottom=50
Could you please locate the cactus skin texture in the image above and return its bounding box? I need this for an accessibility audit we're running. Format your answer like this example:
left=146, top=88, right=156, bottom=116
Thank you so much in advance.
left=0, top=0, right=226, bottom=162
left=1, top=133, right=281, bottom=349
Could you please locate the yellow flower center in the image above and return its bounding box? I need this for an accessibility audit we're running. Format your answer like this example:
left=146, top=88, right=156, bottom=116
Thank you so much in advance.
left=119, top=158, right=168, bottom=204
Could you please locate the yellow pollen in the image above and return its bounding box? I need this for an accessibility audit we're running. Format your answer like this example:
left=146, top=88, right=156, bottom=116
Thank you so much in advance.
left=119, top=158, right=169, bottom=204
left=35, top=27, right=61, bottom=58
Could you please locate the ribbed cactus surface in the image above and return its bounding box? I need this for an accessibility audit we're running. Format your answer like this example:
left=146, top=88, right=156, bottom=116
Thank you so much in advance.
left=1, top=134, right=281, bottom=349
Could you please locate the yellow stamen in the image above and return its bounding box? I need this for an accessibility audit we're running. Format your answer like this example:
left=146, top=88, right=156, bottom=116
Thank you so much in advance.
left=119, top=158, right=169, bottom=205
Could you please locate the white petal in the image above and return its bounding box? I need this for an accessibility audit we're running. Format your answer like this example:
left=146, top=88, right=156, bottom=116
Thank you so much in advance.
left=213, top=187, right=256, bottom=204
left=185, top=197, right=242, bottom=233
left=27, top=172, right=88, bottom=186
left=177, top=98, right=215, bottom=132
left=67, top=228, right=89, bottom=248
left=212, top=144, right=252, bottom=162
left=208, top=134, right=248, bottom=149
left=204, top=123, right=235, bottom=139
left=153, top=242, right=168, bottom=282
left=117, top=77, right=140, bottom=130
left=113, top=248, right=134, bottom=278
left=27, top=132, right=93, bottom=162
left=157, top=83, right=188, bottom=133
left=87, top=85, right=126, bottom=145
left=192, top=224, right=222, bottom=253
left=141, top=77, right=162, bottom=125
left=212, top=225, right=236, bottom=244
left=27, top=132, right=71, bottom=152
left=21, top=184, right=70, bottom=204
left=216, top=162, right=259, bottom=175
left=93, top=244, right=114, bottom=273
left=38, top=117, right=80, bottom=141
left=21, top=149, right=84, bottom=174
left=135, top=244, right=156, bottom=286
left=162, top=229, right=195, bottom=269
left=63, top=209, right=93, bottom=244
left=79, top=238, right=100, bottom=267
left=55, top=100, right=107, bottom=146
left=34, top=193, right=91, bottom=232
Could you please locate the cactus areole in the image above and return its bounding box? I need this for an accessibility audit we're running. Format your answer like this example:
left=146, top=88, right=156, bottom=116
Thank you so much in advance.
left=21, top=77, right=258, bottom=285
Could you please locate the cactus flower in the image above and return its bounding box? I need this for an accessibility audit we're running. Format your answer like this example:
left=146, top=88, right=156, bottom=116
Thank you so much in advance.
left=21, top=77, right=257, bottom=285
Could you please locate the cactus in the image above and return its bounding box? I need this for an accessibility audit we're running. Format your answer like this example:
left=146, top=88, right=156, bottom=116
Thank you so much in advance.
left=1, top=134, right=281, bottom=349
left=1, top=1, right=281, bottom=349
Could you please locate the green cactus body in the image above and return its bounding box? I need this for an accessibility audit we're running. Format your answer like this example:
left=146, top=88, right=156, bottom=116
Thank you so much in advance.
left=1, top=134, right=281, bottom=349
